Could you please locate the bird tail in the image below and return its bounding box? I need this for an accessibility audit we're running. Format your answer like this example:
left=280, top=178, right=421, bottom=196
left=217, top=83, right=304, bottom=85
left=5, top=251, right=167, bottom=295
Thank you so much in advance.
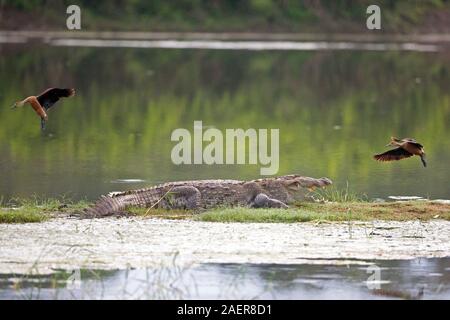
left=420, top=154, right=427, bottom=167
left=40, top=118, right=46, bottom=130
left=66, top=88, right=76, bottom=97
left=58, top=88, right=76, bottom=98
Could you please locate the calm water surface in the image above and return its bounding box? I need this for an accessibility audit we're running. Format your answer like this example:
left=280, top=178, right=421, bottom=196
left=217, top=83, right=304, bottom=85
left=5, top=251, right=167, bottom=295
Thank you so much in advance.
left=0, top=42, right=449, bottom=200
left=0, top=258, right=449, bottom=299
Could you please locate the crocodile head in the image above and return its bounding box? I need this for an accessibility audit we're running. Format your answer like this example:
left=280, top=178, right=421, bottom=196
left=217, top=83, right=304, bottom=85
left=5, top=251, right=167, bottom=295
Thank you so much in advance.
left=252, top=175, right=332, bottom=203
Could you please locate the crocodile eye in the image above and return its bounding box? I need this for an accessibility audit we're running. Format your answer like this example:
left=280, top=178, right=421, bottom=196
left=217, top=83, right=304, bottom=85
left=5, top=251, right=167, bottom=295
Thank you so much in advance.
left=287, top=181, right=300, bottom=189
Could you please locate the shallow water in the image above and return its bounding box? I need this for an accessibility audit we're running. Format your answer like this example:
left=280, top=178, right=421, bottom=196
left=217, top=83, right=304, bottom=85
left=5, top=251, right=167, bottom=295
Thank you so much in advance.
left=0, top=40, right=449, bottom=201
left=1, top=258, right=449, bottom=299
left=1, top=218, right=449, bottom=274
left=1, top=216, right=449, bottom=299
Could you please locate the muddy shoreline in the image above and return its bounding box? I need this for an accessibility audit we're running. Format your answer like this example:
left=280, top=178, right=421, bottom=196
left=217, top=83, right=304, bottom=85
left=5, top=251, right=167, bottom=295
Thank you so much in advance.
left=0, top=217, right=448, bottom=275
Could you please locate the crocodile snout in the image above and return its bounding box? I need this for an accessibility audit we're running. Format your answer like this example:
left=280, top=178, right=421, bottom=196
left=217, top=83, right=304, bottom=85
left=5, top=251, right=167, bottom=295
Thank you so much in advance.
left=319, top=177, right=333, bottom=187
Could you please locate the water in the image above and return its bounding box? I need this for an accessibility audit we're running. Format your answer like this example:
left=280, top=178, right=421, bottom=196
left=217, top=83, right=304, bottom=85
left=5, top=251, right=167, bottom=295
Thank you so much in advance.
left=1, top=258, right=449, bottom=299
left=0, top=41, right=449, bottom=201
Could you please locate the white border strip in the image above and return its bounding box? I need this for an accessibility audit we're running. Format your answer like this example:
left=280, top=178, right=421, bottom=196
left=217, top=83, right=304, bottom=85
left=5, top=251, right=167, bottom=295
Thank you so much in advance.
left=48, top=39, right=439, bottom=52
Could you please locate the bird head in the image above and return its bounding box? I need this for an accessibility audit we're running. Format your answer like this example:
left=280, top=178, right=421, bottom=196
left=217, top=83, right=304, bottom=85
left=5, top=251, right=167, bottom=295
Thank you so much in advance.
left=11, top=101, right=25, bottom=109
left=386, top=137, right=401, bottom=147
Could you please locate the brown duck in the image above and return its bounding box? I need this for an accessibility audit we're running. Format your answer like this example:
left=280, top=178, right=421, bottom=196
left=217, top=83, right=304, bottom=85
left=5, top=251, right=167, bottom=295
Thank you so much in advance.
left=11, top=88, right=76, bottom=130
left=374, top=137, right=427, bottom=167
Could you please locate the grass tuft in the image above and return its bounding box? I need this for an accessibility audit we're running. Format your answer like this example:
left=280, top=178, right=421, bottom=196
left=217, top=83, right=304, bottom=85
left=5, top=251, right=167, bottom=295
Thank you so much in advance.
left=0, top=196, right=89, bottom=224
left=0, top=210, right=47, bottom=224
left=195, top=201, right=450, bottom=223
left=196, top=207, right=343, bottom=223
left=313, top=182, right=366, bottom=203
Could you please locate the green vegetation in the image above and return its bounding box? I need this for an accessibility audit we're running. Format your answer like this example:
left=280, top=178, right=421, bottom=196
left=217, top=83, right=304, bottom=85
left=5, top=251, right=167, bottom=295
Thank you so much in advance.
left=100, top=200, right=450, bottom=223
left=197, top=207, right=341, bottom=223
left=2, top=0, right=449, bottom=32
left=0, top=208, right=46, bottom=223
left=2, top=196, right=449, bottom=224
left=195, top=201, right=450, bottom=223
left=313, top=184, right=367, bottom=203
left=0, top=197, right=88, bottom=223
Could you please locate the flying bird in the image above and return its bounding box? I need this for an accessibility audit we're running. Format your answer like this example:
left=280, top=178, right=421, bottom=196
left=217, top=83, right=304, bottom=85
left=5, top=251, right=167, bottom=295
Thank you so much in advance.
left=374, top=137, right=427, bottom=167
left=11, top=88, right=76, bottom=130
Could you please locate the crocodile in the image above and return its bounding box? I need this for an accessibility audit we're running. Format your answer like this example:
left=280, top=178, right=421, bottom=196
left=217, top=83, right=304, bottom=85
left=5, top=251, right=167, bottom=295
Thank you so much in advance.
left=85, top=175, right=332, bottom=217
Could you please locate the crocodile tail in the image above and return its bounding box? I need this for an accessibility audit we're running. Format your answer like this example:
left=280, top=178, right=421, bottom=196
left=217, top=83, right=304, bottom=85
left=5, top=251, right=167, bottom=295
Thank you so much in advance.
left=85, top=195, right=126, bottom=217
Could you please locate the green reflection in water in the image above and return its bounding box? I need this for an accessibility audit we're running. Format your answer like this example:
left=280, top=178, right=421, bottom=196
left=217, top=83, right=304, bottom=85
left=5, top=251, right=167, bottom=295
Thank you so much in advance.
left=0, top=44, right=449, bottom=200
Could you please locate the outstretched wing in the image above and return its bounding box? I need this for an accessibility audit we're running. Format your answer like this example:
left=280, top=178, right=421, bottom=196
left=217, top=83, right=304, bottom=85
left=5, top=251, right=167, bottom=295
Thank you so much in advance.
left=37, top=88, right=75, bottom=110
left=373, top=147, right=413, bottom=162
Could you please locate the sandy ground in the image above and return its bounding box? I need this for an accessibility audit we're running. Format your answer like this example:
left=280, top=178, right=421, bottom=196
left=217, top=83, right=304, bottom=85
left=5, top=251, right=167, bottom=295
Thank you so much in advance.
left=0, top=217, right=449, bottom=274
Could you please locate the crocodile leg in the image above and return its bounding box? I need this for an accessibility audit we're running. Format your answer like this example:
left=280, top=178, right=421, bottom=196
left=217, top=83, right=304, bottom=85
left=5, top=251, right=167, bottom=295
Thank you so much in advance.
left=251, top=193, right=289, bottom=209
left=165, top=186, right=201, bottom=210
